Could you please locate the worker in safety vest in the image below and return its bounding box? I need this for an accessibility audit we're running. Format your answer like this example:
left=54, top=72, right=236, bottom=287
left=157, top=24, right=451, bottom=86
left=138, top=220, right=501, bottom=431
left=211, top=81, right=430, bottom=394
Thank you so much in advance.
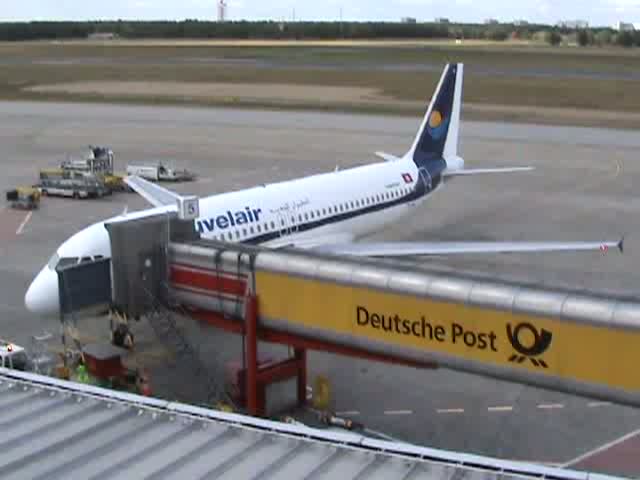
left=75, top=363, right=90, bottom=384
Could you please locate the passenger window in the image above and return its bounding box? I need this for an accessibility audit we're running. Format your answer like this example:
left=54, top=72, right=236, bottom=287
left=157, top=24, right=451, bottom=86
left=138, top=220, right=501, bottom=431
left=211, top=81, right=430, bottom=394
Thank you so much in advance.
left=242, top=228, right=247, bottom=236
left=322, top=208, right=326, bottom=215
left=304, top=213, right=309, bottom=220
left=81, top=257, right=92, bottom=263
left=228, top=233, right=233, bottom=241
left=94, top=255, right=104, bottom=260
left=250, top=227, right=254, bottom=234
left=257, top=225, right=261, bottom=233
left=299, top=215, right=303, bottom=222
left=271, top=221, right=276, bottom=229
left=235, top=231, right=240, bottom=239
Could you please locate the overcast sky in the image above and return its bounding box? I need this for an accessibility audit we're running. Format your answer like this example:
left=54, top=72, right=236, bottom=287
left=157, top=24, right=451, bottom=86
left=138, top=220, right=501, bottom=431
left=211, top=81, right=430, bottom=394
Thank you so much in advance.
left=2, top=0, right=639, bottom=26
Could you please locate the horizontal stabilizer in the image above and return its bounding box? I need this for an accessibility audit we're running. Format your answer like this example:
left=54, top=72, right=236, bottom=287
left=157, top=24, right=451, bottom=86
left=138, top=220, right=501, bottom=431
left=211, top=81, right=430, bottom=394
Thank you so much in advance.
left=314, top=239, right=623, bottom=257
left=124, top=175, right=183, bottom=208
left=444, top=167, right=534, bottom=177
left=375, top=151, right=401, bottom=162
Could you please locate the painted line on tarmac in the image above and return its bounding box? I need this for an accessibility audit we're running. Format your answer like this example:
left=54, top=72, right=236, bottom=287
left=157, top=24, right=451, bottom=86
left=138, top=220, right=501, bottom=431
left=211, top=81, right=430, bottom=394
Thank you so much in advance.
left=488, top=406, right=513, bottom=412
left=587, top=401, right=611, bottom=408
left=537, top=403, right=564, bottom=410
left=335, top=411, right=360, bottom=416
left=384, top=410, right=412, bottom=415
left=562, top=426, right=640, bottom=468
left=437, top=408, right=465, bottom=414
left=15, top=211, right=33, bottom=235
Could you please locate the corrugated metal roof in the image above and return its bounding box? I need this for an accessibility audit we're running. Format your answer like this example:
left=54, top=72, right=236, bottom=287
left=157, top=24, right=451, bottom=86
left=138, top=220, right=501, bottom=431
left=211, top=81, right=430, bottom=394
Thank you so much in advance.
left=0, top=368, right=620, bottom=480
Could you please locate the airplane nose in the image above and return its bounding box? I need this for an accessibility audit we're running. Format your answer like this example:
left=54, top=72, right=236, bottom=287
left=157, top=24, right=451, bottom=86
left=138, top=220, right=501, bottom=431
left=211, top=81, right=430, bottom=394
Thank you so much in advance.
left=25, top=267, right=59, bottom=316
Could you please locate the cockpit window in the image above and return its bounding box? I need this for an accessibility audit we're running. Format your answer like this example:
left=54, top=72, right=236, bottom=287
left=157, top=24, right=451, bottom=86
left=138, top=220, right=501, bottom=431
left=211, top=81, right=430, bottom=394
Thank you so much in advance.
left=56, top=257, right=79, bottom=269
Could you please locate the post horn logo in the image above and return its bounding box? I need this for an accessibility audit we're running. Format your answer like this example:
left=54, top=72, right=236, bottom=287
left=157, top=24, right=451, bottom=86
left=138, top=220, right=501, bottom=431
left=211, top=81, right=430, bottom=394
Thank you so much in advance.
left=506, top=322, right=553, bottom=368
left=429, top=110, right=443, bottom=128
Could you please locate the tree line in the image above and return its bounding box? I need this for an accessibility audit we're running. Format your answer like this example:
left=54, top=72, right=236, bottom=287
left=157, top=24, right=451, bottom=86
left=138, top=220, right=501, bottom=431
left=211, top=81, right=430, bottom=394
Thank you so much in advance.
left=0, top=20, right=639, bottom=47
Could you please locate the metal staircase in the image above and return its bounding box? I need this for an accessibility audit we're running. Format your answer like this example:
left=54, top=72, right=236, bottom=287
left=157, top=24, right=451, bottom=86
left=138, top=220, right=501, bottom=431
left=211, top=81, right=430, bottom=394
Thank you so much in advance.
left=143, top=285, right=232, bottom=407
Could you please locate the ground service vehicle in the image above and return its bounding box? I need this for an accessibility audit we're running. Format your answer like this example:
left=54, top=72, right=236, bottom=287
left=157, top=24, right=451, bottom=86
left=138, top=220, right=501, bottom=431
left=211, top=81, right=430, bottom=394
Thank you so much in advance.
left=38, top=170, right=109, bottom=199
left=60, top=146, right=114, bottom=176
left=6, top=187, right=40, bottom=209
left=0, top=341, right=29, bottom=371
left=126, top=163, right=195, bottom=182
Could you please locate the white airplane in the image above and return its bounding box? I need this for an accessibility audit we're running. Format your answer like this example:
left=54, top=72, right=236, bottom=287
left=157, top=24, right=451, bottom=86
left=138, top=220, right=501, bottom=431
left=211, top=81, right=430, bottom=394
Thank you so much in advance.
left=25, top=63, right=622, bottom=315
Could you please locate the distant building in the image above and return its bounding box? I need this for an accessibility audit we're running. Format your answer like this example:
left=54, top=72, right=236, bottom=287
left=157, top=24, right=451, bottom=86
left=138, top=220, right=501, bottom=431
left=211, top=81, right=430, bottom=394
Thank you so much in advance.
left=614, top=21, right=636, bottom=31
left=401, top=17, right=417, bottom=24
left=557, top=20, right=589, bottom=29
left=435, top=18, right=450, bottom=24
left=484, top=18, right=499, bottom=25
left=87, top=33, right=117, bottom=40
left=513, top=20, right=529, bottom=26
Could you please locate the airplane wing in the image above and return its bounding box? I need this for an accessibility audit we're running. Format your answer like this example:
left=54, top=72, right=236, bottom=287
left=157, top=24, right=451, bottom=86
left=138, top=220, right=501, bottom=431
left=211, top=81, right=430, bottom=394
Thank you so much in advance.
left=124, top=175, right=182, bottom=207
left=313, top=239, right=624, bottom=257
left=443, top=167, right=535, bottom=177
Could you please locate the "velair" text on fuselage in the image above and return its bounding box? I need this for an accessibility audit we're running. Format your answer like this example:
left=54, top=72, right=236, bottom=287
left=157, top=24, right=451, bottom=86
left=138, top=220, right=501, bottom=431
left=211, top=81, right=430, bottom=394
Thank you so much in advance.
left=196, top=207, right=263, bottom=234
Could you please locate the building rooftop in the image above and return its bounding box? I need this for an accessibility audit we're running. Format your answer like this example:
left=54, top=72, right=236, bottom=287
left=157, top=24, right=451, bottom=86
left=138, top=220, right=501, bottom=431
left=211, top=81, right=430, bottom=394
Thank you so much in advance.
left=0, top=368, right=620, bottom=480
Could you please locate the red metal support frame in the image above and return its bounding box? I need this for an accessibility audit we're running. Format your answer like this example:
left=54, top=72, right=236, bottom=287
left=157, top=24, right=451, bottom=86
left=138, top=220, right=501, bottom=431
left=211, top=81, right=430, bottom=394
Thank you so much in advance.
left=245, top=294, right=259, bottom=416
left=187, top=307, right=437, bottom=370
left=295, top=348, right=307, bottom=406
left=179, top=295, right=437, bottom=416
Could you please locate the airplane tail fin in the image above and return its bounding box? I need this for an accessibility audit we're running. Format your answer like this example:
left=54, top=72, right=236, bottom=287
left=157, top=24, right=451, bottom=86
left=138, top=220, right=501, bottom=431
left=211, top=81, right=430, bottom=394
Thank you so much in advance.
left=404, top=63, right=464, bottom=172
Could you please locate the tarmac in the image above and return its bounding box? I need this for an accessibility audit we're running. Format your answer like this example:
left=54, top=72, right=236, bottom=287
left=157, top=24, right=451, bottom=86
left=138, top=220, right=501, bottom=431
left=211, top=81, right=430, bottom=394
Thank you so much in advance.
left=1, top=101, right=640, bottom=477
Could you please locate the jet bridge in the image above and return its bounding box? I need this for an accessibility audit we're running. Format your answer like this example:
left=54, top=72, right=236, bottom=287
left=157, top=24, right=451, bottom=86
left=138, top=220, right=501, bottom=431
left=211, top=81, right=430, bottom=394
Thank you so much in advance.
left=168, top=240, right=640, bottom=409
left=89, top=213, right=640, bottom=415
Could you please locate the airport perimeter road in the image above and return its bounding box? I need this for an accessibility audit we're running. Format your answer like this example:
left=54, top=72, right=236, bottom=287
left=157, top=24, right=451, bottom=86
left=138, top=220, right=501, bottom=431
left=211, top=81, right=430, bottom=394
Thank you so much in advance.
left=1, top=101, right=640, bottom=476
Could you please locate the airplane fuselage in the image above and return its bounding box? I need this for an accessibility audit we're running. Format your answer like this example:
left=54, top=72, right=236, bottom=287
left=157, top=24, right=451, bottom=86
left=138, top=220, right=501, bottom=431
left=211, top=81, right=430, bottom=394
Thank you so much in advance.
left=193, top=158, right=432, bottom=248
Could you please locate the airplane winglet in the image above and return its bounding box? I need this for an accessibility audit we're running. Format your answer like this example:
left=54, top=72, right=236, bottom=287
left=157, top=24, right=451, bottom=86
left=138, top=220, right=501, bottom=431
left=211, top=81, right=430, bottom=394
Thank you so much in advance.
left=618, top=235, right=625, bottom=254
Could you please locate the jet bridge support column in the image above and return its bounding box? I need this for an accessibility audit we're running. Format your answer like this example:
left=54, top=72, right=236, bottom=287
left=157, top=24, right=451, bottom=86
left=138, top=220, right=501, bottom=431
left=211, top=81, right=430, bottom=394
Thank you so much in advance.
left=245, top=294, right=258, bottom=416
left=243, top=294, right=308, bottom=416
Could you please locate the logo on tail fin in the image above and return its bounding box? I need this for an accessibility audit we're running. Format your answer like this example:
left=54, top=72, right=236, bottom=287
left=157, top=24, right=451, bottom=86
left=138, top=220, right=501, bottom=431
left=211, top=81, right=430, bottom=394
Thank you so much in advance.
left=429, top=110, right=443, bottom=129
